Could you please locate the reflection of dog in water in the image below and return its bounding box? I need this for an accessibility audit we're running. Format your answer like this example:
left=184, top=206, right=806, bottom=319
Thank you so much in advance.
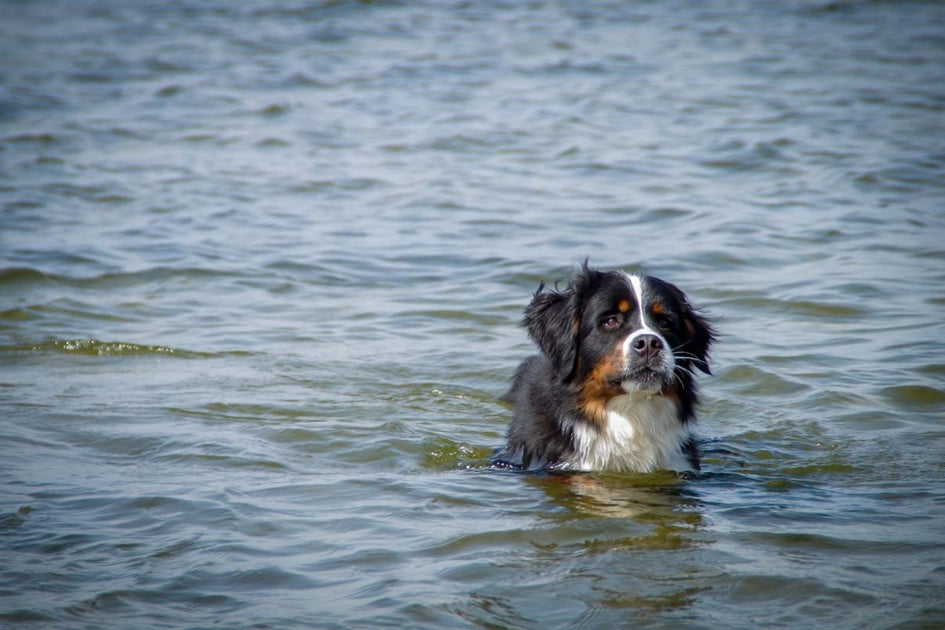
left=492, top=263, right=715, bottom=473
left=529, top=473, right=704, bottom=549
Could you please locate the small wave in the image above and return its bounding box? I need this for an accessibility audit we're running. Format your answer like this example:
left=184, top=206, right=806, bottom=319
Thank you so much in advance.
left=880, top=384, right=945, bottom=412
left=0, top=267, right=59, bottom=285
left=0, top=265, right=239, bottom=289
left=420, top=437, right=494, bottom=471
left=28, top=338, right=202, bottom=357
left=717, top=363, right=811, bottom=397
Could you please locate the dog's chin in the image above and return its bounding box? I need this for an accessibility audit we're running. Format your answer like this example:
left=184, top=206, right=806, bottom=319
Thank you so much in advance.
left=618, top=369, right=669, bottom=395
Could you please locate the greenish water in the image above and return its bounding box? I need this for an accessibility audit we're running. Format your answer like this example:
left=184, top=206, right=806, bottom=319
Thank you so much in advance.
left=2, top=1, right=944, bottom=628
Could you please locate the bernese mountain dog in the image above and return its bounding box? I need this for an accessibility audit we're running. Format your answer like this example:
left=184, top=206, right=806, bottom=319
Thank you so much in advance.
left=492, top=263, right=715, bottom=473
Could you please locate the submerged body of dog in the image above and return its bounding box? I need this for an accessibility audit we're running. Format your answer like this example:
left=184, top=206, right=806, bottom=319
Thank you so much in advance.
left=492, top=264, right=715, bottom=473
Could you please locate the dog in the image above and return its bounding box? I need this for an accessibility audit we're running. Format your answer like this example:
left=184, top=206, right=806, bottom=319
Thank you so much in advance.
left=492, top=263, right=715, bottom=473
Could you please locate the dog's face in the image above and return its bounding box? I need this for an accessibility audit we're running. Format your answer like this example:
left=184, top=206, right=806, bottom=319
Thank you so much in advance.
left=524, top=265, right=714, bottom=401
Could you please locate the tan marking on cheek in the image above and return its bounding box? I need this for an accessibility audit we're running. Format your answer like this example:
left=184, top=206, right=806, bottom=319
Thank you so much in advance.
left=578, top=343, right=625, bottom=426
left=618, top=299, right=630, bottom=313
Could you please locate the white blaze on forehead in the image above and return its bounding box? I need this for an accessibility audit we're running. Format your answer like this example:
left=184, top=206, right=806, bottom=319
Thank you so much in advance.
left=627, top=274, right=655, bottom=332
left=624, top=273, right=666, bottom=352
left=622, top=274, right=674, bottom=378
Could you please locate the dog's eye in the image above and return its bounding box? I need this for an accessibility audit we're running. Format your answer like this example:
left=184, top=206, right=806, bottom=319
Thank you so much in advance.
left=655, top=314, right=675, bottom=331
left=601, top=316, right=620, bottom=330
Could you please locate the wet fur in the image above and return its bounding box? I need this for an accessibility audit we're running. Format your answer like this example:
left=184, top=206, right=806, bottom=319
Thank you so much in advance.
left=493, top=264, right=715, bottom=472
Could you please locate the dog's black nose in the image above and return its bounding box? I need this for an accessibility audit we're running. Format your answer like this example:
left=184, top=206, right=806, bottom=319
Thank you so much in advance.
left=631, top=334, right=664, bottom=359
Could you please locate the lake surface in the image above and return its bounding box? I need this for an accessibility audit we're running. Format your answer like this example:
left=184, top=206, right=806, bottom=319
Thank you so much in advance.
left=2, top=0, right=944, bottom=627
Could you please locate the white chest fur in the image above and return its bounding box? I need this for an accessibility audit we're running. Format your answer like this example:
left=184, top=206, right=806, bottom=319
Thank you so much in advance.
left=570, top=393, right=693, bottom=473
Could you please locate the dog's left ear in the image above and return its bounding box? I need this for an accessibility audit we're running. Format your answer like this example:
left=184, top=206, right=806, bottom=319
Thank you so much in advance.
left=667, top=283, right=716, bottom=375
left=523, top=264, right=602, bottom=382
left=523, top=283, right=580, bottom=382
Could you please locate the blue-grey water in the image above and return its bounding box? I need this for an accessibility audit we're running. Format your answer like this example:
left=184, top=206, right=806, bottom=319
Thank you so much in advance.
left=2, top=1, right=944, bottom=628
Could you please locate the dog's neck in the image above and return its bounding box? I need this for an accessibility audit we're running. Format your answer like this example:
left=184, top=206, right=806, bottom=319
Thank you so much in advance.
left=569, top=392, right=692, bottom=472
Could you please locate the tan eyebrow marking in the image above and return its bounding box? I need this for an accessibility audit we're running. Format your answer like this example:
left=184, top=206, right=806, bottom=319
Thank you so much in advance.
left=652, top=301, right=664, bottom=315
left=618, top=299, right=630, bottom=313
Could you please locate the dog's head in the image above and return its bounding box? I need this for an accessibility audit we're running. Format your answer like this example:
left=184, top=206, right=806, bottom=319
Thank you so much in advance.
left=524, top=263, right=715, bottom=404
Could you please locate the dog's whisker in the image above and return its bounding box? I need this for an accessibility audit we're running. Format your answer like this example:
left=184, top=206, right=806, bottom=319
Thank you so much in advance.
left=672, top=351, right=708, bottom=367
left=673, top=365, right=699, bottom=382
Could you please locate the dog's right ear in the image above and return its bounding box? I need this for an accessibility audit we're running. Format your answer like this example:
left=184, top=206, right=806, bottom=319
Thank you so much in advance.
left=523, top=282, right=580, bottom=382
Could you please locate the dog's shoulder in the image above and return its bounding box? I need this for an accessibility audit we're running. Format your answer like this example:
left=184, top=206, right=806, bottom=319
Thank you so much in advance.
left=493, top=355, right=577, bottom=470
left=499, top=354, right=548, bottom=405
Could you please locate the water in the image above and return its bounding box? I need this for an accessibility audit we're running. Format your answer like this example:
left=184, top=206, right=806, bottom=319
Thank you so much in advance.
left=2, top=0, right=944, bottom=627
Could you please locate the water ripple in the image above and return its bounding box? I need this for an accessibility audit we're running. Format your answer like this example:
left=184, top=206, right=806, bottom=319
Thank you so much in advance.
left=2, top=0, right=945, bottom=628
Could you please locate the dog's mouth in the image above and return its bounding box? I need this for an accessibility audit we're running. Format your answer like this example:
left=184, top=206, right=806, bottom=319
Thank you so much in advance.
left=611, top=366, right=670, bottom=393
